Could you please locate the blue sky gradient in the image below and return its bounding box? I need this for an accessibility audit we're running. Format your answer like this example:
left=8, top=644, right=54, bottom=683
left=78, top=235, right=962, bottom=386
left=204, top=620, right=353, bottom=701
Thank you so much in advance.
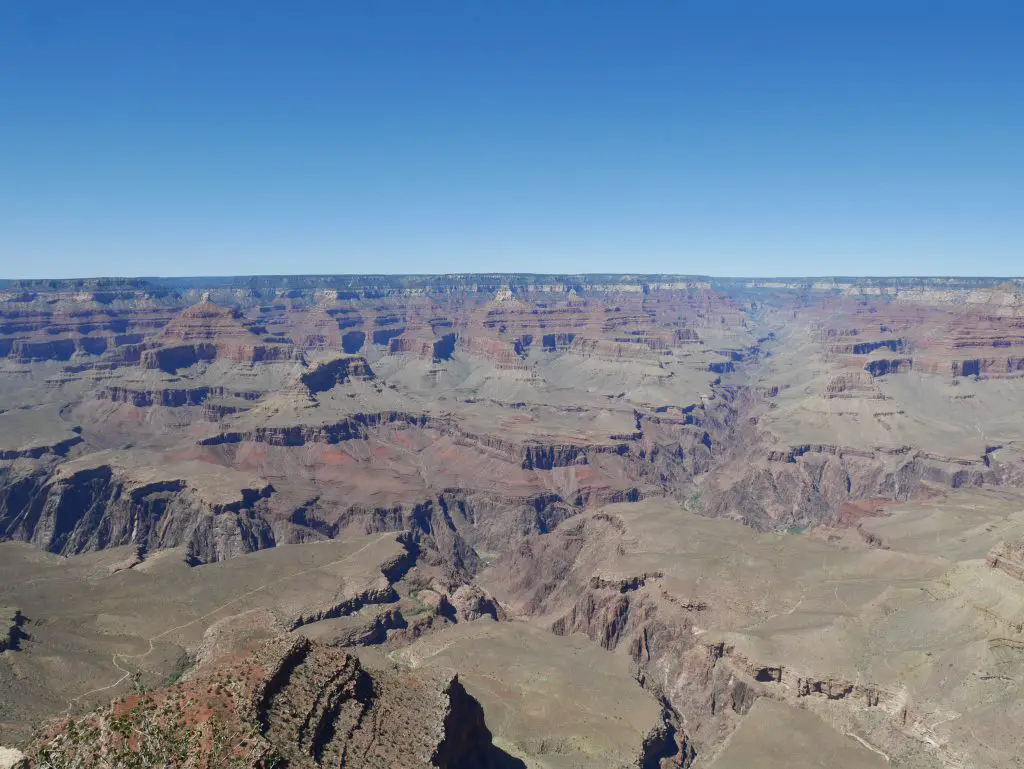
left=2, top=1, right=1022, bottom=278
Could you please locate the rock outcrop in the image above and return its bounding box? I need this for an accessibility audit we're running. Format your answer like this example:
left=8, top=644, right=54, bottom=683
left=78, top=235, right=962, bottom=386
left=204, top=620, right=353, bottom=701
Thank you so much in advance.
left=0, top=458, right=275, bottom=564
left=447, top=584, right=506, bottom=622
left=987, top=538, right=1024, bottom=581
left=0, top=747, right=27, bottom=769
left=139, top=298, right=298, bottom=372
left=28, top=636, right=508, bottom=769
left=300, top=355, right=375, bottom=393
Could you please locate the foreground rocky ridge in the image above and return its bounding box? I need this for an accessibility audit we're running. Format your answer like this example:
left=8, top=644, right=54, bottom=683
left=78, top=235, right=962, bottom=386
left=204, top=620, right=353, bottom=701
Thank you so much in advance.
left=28, top=635, right=508, bottom=769
left=0, top=530, right=684, bottom=767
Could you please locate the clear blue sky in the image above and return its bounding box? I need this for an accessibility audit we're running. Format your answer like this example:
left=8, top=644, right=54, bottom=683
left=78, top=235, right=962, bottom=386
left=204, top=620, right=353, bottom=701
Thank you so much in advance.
left=2, top=1, right=1022, bottom=278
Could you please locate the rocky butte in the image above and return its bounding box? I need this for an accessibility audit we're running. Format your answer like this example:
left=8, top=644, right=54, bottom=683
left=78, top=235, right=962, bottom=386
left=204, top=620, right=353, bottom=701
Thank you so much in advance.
left=0, top=274, right=1023, bottom=768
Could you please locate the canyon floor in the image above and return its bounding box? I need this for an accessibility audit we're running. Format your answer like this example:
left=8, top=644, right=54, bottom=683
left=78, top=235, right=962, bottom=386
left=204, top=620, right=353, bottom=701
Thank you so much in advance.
left=1, top=274, right=1023, bottom=768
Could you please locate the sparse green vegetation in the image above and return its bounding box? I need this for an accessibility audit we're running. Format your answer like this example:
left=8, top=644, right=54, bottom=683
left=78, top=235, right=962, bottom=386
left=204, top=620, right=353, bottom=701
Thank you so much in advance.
left=165, top=651, right=193, bottom=686
left=34, top=703, right=277, bottom=769
left=405, top=588, right=437, bottom=618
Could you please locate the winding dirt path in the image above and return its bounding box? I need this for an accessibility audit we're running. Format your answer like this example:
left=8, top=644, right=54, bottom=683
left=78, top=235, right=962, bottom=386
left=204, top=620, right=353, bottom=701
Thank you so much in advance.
left=65, top=535, right=390, bottom=713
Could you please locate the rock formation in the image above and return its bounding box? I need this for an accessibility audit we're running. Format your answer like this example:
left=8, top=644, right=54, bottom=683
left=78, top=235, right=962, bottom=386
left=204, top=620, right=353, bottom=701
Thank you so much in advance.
left=987, top=538, right=1024, bottom=581
left=0, top=455, right=275, bottom=564
left=0, top=747, right=27, bottom=769
left=4, top=274, right=1024, bottom=767
left=28, top=636, right=508, bottom=769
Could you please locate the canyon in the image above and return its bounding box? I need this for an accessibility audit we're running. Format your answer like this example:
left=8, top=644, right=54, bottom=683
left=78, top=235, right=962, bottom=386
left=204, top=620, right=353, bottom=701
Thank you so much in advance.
left=1, top=274, right=1023, bottom=768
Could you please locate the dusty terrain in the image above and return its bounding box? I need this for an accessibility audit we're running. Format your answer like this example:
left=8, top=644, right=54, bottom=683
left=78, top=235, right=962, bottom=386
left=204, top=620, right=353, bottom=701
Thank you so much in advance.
left=1, top=274, right=1023, bottom=767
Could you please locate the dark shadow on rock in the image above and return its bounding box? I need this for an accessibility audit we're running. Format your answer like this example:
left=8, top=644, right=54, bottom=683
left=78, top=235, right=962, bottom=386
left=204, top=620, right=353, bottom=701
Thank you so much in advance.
left=434, top=677, right=527, bottom=769
left=478, top=744, right=528, bottom=768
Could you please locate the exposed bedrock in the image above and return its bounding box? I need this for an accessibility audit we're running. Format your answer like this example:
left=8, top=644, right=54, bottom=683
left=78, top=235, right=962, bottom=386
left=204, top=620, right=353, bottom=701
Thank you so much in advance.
left=828, top=338, right=906, bottom=356
left=182, top=507, right=277, bottom=565
left=521, top=441, right=594, bottom=469
left=99, top=385, right=263, bottom=419
left=447, top=584, right=507, bottom=622
left=9, top=338, right=78, bottom=362
left=102, top=385, right=213, bottom=407
left=299, top=355, right=375, bottom=392
left=551, top=586, right=659, bottom=651
left=823, top=371, right=880, bottom=398
left=864, top=357, right=913, bottom=376
left=251, top=638, right=517, bottom=768
left=0, top=438, right=646, bottom=579
left=29, top=636, right=511, bottom=769
left=0, top=308, right=162, bottom=354
left=702, top=442, right=995, bottom=532
left=0, top=746, right=27, bottom=769
left=491, top=516, right=741, bottom=759
left=0, top=323, right=146, bottom=362
left=139, top=341, right=216, bottom=371
left=202, top=412, right=639, bottom=474
left=987, top=538, right=1024, bottom=582
left=687, top=376, right=1001, bottom=530
left=456, top=334, right=524, bottom=367
left=568, top=337, right=662, bottom=363
left=0, top=462, right=275, bottom=564
left=287, top=585, right=400, bottom=631
left=200, top=411, right=431, bottom=446
left=915, top=355, right=1024, bottom=377
left=317, top=607, right=411, bottom=647
left=288, top=490, right=593, bottom=578
left=340, top=329, right=365, bottom=354
left=388, top=334, right=435, bottom=357
left=489, top=515, right=915, bottom=765
left=140, top=341, right=298, bottom=372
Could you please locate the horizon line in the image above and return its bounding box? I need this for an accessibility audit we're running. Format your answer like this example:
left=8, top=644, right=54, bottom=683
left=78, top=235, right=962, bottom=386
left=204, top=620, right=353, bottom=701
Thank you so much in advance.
left=4, top=273, right=1024, bottom=283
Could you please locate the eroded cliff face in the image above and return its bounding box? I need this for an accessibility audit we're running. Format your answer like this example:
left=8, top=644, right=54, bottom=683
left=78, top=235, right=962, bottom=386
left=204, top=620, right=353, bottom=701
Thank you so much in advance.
left=987, top=538, right=1024, bottom=582
left=28, top=636, right=507, bottom=769
left=4, top=276, right=1024, bottom=574
left=481, top=505, right=967, bottom=767
left=685, top=298, right=1024, bottom=531
left=0, top=461, right=275, bottom=564
left=699, top=446, right=990, bottom=532
left=489, top=513, right=743, bottom=759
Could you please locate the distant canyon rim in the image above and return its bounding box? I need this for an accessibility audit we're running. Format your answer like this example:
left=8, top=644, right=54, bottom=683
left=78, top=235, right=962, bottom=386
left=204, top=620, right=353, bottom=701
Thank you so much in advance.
left=0, top=274, right=1022, bottom=768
